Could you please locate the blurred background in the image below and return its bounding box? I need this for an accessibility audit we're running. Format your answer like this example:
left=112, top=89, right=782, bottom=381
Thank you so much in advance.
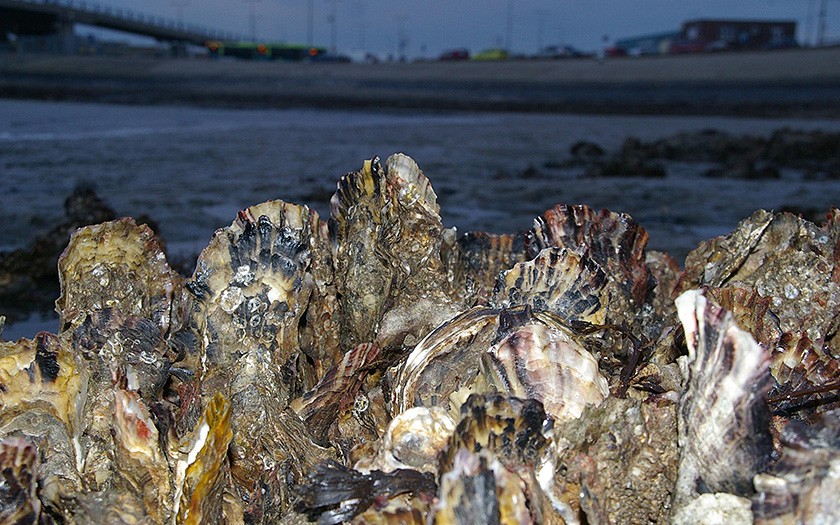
left=1, top=0, right=840, bottom=339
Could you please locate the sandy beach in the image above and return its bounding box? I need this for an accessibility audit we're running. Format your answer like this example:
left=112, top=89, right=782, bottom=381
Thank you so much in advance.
left=2, top=46, right=840, bottom=115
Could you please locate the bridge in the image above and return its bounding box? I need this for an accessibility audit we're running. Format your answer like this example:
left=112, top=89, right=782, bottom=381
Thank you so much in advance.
left=0, top=0, right=243, bottom=47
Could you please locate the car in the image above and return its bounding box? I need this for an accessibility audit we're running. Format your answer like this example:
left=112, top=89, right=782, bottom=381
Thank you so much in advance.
left=438, top=48, right=470, bottom=61
left=472, top=48, right=509, bottom=61
left=535, top=44, right=585, bottom=59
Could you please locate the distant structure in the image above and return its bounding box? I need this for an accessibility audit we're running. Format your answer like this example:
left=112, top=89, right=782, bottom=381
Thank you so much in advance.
left=0, top=0, right=242, bottom=55
left=612, top=19, right=798, bottom=56
left=681, top=19, right=797, bottom=51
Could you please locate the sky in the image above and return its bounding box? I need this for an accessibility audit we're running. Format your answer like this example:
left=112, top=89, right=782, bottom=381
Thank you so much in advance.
left=81, top=0, right=839, bottom=58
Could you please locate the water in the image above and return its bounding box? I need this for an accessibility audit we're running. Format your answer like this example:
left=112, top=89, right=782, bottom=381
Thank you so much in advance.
left=2, top=98, right=840, bottom=339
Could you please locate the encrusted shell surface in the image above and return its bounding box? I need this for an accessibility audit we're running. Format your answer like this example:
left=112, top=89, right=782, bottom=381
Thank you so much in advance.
left=56, top=218, right=184, bottom=334
left=183, top=200, right=335, bottom=516
left=329, top=155, right=461, bottom=351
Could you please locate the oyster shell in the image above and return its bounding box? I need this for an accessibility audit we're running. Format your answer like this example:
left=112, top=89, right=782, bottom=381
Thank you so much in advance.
left=0, top=437, right=42, bottom=524
left=443, top=231, right=527, bottom=306
left=0, top=332, right=85, bottom=513
left=753, top=411, right=840, bottom=524
left=181, top=200, right=335, bottom=516
left=112, top=388, right=173, bottom=524
left=290, top=341, right=381, bottom=446
left=525, top=204, right=656, bottom=336
left=173, top=393, right=233, bottom=524
left=56, top=218, right=184, bottom=334
left=674, top=289, right=774, bottom=507
left=434, top=394, right=559, bottom=524
left=329, top=155, right=461, bottom=352
left=482, top=308, right=609, bottom=422
left=390, top=306, right=499, bottom=415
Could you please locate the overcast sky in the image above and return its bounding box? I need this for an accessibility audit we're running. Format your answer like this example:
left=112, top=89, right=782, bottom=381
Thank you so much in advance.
left=87, top=0, right=838, bottom=57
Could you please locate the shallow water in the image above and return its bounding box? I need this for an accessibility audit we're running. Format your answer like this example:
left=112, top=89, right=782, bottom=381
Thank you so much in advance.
left=2, top=98, right=840, bottom=339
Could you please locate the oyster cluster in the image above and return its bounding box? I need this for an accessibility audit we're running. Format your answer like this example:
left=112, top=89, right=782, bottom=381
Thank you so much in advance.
left=1, top=154, right=839, bottom=524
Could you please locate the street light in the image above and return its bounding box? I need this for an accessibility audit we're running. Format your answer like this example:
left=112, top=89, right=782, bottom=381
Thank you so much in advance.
left=325, top=0, right=341, bottom=53
left=244, top=0, right=261, bottom=41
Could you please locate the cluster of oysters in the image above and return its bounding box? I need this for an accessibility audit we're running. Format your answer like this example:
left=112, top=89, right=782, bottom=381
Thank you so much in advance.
left=1, top=154, right=839, bottom=524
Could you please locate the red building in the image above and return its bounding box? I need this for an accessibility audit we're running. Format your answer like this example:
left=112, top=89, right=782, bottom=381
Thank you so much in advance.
left=680, top=19, right=797, bottom=51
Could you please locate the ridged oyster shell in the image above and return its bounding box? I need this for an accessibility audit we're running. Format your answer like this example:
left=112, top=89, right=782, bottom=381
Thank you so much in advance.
left=674, top=289, right=773, bottom=508
left=390, top=305, right=608, bottom=423
left=182, top=200, right=334, bottom=515
left=329, top=155, right=462, bottom=351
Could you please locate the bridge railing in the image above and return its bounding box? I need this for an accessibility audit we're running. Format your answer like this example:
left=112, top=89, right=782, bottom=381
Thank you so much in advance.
left=19, top=0, right=244, bottom=41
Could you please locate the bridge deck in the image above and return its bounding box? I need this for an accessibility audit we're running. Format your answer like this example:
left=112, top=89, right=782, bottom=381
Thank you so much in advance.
left=0, top=0, right=242, bottom=45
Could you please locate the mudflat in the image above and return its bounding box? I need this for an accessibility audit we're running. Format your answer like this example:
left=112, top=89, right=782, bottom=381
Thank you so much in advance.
left=2, top=46, right=840, bottom=115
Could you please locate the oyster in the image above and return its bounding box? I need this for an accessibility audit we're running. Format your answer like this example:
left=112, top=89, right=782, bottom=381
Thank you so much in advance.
left=753, top=411, right=840, bottom=524
left=112, top=388, right=173, bottom=524
left=525, top=204, right=657, bottom=337
left=443, top=231, right=527, bottom=305
left=482, top=307, right=609, bottom=422
left=56, top=218, right=184, bottom=334
left=290, top=341, right=381, bottom=446
left=390, top=306, right=499, bottom=415
left=0, top=332, right=85, bottom=514
left=434, top=394, right=559, bottom=524
left=0, top=437, right=42, bottom=524
left=329, top=155, right=461, bottom=352
left=674, top=289, right=773, bottom=507
left=182, top=200, right=335, bottom=517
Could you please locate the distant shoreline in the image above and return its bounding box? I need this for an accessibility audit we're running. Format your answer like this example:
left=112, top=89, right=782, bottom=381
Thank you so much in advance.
left=2, top=47, right=840, bottom=117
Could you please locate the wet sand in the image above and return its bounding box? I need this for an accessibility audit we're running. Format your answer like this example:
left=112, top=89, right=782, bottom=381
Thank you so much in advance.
left=2, top=46, right=840, bottom=116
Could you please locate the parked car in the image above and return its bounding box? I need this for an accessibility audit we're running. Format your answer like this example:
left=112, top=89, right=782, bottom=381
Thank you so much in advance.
left=535, top=44, right=585, bottom=59
left=438, top=48, right=470, bottom=61
left=472, top=48, right=509, bottom=61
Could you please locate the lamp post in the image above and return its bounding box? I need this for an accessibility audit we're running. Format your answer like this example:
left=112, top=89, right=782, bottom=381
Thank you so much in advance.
left=307, top=0, right=314, bottom=47
left=505, top=0, right=513, bottom=51
left=325, top=0, right=341, bottom=53
left=244, top=0, right=261, bottom=41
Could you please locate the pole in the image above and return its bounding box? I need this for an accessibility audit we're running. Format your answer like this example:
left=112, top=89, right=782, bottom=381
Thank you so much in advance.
left=505, top=0, right=513, bottom=51
left=307, top=0, right=314, bottom=47
left=326, top=0, right=340, bottom=53
left=817, top=0, right=827, bottom=46
left=244, top=0, right=261, bottom=41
